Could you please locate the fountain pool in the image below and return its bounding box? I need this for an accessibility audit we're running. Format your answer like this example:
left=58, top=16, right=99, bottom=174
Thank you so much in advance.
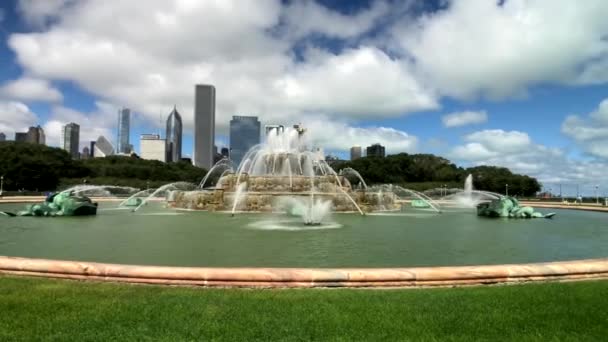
left=0, top=202, right=606, bottom=268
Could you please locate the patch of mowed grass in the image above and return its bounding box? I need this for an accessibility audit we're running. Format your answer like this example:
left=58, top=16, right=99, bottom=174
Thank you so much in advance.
left=0, top=276, right=606, bottom=341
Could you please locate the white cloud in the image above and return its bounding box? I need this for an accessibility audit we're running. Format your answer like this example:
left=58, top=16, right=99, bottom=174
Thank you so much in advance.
left=442, top=110, right=487, bottom=127
left=304, top=117, right=417, bottom=153
left=16, top=0, right=75, bottom=28
left=0, top=77, right=63, bottom=102
left=281, top=0, right=390, bottom=40
left=562, top=98, right=608, bottom=158
left=449, top=128, right=608, bottom=189
left=393, top=0, right=608, bottom=99
left=0, top=100, right=39, bottom=135
left=8, top=0, right=438, bottom=136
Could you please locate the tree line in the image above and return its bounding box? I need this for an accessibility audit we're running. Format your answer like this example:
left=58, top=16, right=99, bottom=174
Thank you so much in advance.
left=331, top=153, right=541, bottom=196
left=0, top=142, right=207, bottom=192
left=0, top=142, right=541, bottom=196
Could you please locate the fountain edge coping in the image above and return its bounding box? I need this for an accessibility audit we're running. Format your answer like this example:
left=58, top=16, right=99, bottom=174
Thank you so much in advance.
left=0, top=256, right=607, bottom=288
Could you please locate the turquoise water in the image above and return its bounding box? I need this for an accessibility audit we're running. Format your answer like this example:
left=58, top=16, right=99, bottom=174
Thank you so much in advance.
left=0, top=202, right=606, bottom=268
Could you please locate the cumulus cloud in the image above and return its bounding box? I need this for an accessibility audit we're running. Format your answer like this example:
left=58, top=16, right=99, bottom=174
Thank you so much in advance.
left=442, top=110, right=487, bottom=127
left=0, top=77, right=63, bottom=102
left=0, top=101, right=39, bottom=136
left=304, top=117, right=417, bottom=153
left=281, top=0, right=390, bottom=40
left=7, top=0, right=439, bottom=137
left=449, top=128, right=608, bottom=190
left=562, top=98, right=608, bottom=158
left=393, top=0, right=608, bottom=99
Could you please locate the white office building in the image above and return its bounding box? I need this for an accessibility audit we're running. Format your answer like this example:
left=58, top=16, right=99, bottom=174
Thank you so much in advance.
left=140, top=134, right=166, bottom=162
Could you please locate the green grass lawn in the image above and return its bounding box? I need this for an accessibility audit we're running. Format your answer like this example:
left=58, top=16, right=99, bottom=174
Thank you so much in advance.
left=0, top=276, right=607, bottom=341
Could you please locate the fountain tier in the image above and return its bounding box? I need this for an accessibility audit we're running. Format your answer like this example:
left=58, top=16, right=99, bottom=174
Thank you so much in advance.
left=171, top=173, right=396, bottom=212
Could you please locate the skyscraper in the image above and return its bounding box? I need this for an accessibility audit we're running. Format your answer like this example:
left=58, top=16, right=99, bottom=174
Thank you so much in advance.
left=117, top=108, right=131, bottom=154
left=165, top=106, right=183, bottom=163
left=63, top=123, right=80, bottom=159
left=14, top=132, right=27, bottom=142
left=26, top=125, right=45, bottom=144
left=194, top=84, right=215, bottom=169
left=0, top=132, right=5, bottom=142
left=230, top=116, right=260, bottom=166
left=366, top=143, right=386, bottom=158
left=350, top=146, right=362, bottom=160
left=89, top=141, right=96, bottom=158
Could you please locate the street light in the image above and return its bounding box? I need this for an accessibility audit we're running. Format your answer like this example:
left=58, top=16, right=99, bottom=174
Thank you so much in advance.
left=505, top=184, right=509, bottom=196
left=596, top=185, right=599, bottom=204
left=0, top=175, right=4, bottom=197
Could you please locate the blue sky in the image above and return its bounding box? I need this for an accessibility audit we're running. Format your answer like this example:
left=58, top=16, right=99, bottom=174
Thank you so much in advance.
left=1, top=0, right=608, bottom=195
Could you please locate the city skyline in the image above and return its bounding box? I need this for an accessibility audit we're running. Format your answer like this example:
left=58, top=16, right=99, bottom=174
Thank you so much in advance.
left=0, top=1, right=608, bottom=195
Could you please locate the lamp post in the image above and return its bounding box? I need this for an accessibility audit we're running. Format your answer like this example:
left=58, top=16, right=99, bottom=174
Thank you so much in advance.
left=596, top=185, right=599, bottom=204
left=505, top=184, right=509, bottom=196
left=443, top=184, right=446, bottom=197
left=0, top=175, right=4, bottom=197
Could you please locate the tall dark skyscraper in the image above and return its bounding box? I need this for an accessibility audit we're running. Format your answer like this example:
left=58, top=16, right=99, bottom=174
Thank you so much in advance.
left=230, top=116, right=260, bottom=166
left=117, top=107, right=131, bottom=154
left=89, top=141, right=96, bottom=158
left=63, top=123, right=80, bottom=159
left=15, top=132, right=27, bottom=142
left=366, top=143, right=386, bottom=158
left=165, top=106, right=183, bottom=163
left=194, top=85, right=215, bottom=169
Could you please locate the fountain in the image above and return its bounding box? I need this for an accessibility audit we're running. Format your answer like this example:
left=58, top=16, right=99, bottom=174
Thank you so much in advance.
left=440, top=174, right=503, bottom=208
left=171, top=126, right=398, bottom=214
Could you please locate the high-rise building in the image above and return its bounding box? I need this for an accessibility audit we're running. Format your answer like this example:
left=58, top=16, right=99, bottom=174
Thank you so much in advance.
left=15, top=132, right=27, bottom=142
left=350, top=146, right=362, bottom=160
left=62, top=123, right=80, bottom=158
left=89, top=141, right=96, bottom=157
left=230, top=116, right=260, bottom=166
left=0, top=132, right=5, bottom=142
left=194, top=84, right=215, bottom=169
left=94, top=135, right=114, bottom=157
left=117, top=108, right=131, bottom=154
left=81, top=146, right=90, bottom=159
left=140, top=134, right=166, bottom=162
left=26, top=125, right=45, bottom=144
left=366, top=143, right=386, bottom=158
left=165, top=106, right=183, bottom=163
